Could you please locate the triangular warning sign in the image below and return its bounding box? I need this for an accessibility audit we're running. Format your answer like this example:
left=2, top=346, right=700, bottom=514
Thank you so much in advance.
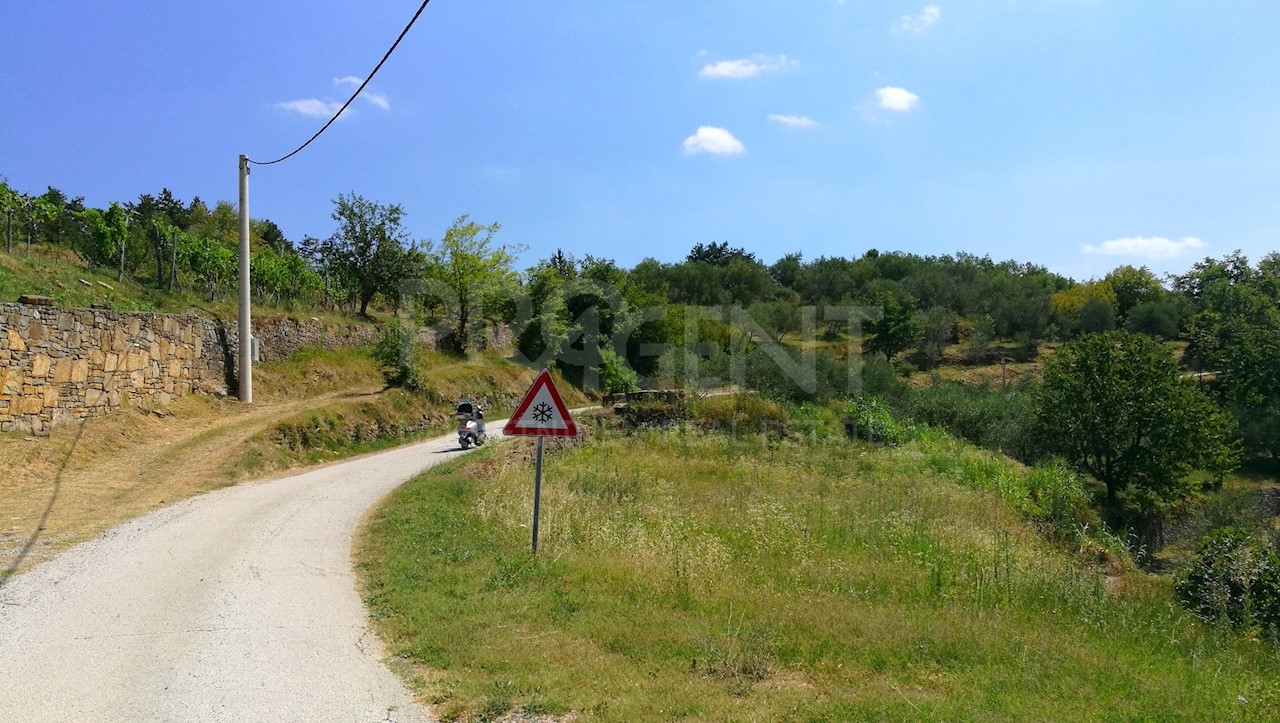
left=504, top=369, right=578, bottom=437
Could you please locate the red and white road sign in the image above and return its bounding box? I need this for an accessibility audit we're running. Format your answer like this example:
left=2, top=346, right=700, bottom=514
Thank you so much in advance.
left=504, top=369, right=578, bottom=437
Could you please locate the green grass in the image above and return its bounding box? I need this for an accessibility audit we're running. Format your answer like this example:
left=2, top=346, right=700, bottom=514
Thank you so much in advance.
left=358, top=427, right=1280, bottom=721
left=0, top=245, right=166, bottom=311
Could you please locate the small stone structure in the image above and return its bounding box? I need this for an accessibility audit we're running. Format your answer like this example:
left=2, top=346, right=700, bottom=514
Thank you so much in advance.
left=606, top=390, right=688, bottom=427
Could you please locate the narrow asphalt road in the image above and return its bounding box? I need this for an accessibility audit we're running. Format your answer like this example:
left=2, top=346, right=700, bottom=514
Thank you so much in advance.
left=0, top=424, right=513, bottom=722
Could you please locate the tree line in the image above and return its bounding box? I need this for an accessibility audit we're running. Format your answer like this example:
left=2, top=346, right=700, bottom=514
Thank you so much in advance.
left=6, top=179, right=1278, bottom=490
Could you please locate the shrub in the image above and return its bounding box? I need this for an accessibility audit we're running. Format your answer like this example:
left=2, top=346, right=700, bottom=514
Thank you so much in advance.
left=1174, top=527, right=1280, bottom=636
left=859, top=354, right=908, bottom=403
left=372, top=322, right=424, bottom=390
left=905, top=381, right=1043, bottom=464
left=737, top=347, right=850, bottom=404
left=843, top=395, right=912, bottom=445
left=599, top=346, right=640, bottom=395
left=1024, top=460, right=1099, bottom=534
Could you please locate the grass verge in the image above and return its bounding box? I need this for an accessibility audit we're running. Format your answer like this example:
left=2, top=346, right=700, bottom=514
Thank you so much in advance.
left=357, top=426, right=1280, bottom=721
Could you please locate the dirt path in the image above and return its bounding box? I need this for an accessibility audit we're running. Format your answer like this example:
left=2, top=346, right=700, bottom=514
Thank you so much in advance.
left=0, top=388, right=379, bottom=576
left=0, top=423, right=507, bottom=721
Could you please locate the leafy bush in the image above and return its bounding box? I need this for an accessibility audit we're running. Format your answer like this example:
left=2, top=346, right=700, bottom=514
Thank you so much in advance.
left=843, top=395, right=913, bottom=445
left=371, top=322, right=424, bottom=390
left=1024, top=460, right=1100, bottom=534
left=1174, top=527, right=1280, bottom=636
left=905, top=381, right=1042, bottom=463
left=599, top=346, right=640, bottom=394
left=859, top=354, right=908, bottom=403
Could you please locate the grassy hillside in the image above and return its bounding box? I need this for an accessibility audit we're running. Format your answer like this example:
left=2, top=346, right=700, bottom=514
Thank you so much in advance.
left=357, top=421, right=1280, bottom=721
left=0, top=244, right=357, bottom=323
left=0, top=245, right=172, bottom=311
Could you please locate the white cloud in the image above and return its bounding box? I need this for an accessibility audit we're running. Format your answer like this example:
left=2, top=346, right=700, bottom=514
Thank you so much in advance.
left=275, top=98, right=346, bottom=118
left=1082, top=236, right=1206, bottom=260
left=699, top=54, right=797, bottom=80
left=875, top=87, right=920, bottom=112
left=327, top=76, right=390, bottom=110
left=768, top=114, right=819, bottom=128
left=894, top=5, right=941, bottom=34
left=682, top=126, right=744, bottom=155
left=362, top=92, right=391, bottom=111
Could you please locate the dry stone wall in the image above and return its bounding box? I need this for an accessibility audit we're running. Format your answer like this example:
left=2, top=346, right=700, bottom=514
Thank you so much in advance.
left=0, top=303, right=226, bottom=433
left=0, top=301, right=516, bottom=434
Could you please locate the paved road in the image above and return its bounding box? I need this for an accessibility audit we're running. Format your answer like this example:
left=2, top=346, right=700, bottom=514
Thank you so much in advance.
left=0, top=425, right=508, bottom=722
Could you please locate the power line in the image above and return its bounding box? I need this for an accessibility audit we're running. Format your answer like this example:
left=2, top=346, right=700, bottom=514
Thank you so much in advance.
left=247, top=0, right=433, bottom=166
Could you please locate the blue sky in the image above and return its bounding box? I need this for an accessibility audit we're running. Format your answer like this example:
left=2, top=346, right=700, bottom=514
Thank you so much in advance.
left=3, top=1, right=1277, bottom=280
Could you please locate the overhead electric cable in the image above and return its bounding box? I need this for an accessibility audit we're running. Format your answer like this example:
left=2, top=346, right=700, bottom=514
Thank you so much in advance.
left=247, top=0, right=433, bottom=166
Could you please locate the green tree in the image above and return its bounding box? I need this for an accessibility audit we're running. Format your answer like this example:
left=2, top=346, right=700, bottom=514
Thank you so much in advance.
left=745, top=301, right=802, bottom=343
left=328, top=193, right=416, bottom=316
left=863, top=287, right=919, bottom=361
left=0, top=182, right=19, bottom=253
left=1077, top=296, right=1116, bottom=334
left=1218, top=324, right=1280, bottom=466
left=426, top=214, right=520, bottom=351
left=963, top=314, right=995, bottom=363
left=1124, top=301, right=1180, bottom=339
left=178, top=232, right=235, bottom=300
left=1103, top=264, right=1164, bottom=320
left=1037, top=331, right=1239, bottom=509
left=686, top=241, right=756, bottom=266
left=917, top=306, right=956, bottom=369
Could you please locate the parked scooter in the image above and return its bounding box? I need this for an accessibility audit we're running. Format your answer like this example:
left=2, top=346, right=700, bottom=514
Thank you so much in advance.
left=455, top=397, right=487, bottom=449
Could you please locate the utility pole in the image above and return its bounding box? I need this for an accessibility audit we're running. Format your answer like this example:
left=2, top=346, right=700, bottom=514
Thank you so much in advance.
left=5, top=208, right=11, bottom=254
left=237, top=154, right=253, bottom=404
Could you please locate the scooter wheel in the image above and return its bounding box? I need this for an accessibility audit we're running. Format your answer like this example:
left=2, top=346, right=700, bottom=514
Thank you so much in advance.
left=476, top=436, right=485, bottom=446
left=460, top=437, right=472, bottom=450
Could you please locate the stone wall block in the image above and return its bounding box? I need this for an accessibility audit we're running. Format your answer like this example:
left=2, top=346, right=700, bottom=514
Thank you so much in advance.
left=52, top=357, right=72, bottom=384
left=20, top=394, right=43, bottom=414
left=31, top=353, right=51, bottom=378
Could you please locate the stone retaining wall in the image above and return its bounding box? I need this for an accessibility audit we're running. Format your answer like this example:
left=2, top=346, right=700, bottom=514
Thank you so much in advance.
left=0, top=303, right=225, bottom=433
left=0, top=302, right=517, bottom=433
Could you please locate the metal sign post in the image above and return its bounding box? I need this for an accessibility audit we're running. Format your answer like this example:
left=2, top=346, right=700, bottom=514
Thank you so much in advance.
left=504, top=369, right=577, bottom=556
left=532, top=436, right=544, bottom=554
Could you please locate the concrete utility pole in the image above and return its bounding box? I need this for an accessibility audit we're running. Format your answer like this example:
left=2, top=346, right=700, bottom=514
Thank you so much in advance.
left=237, top=154, right=253, bottom=404
left=5, top=208, right=12, bottom=254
